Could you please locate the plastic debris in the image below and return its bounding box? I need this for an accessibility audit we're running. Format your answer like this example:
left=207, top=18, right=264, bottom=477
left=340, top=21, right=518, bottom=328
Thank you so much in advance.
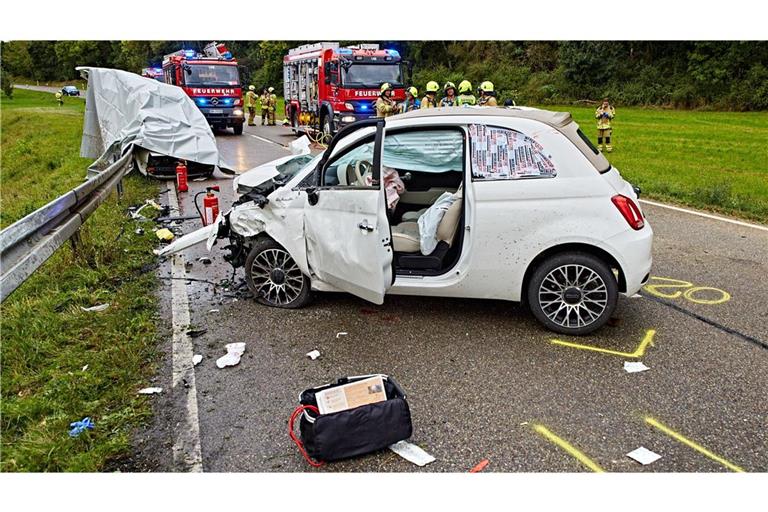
left=192, top=354, right=203, bottom=366
left=216, top=342, right=246, bottom=369
left=624, top=361, right=650, bottom=373
left=186, top=329, right=208, bottom=338
left=155, top=228, right=175, bottom=241
left=138, top=387, right=163, bottom=395
left=68, top=417, right=95, bottom=437
left=208, top=309, right=220, bottom=313
left=630, top=293, right=643, bottom=299
left=80, top=303, right=110, bottom=312
left=198, top=257, right=212, bottom=265
left=82, top=365, right=89, bottom=372
left=469, top=459, right=490, bottom=473
left=192, top=177, right=207, bottom=182
left=135, top=228, right=145, bottom=235
left=336, top=332, right=348, bottom=338
left=626, top=446, right=661, bottom=465
left=306, top=349, right=321, bottom=360
left=389, top=441, right=436, bottom=467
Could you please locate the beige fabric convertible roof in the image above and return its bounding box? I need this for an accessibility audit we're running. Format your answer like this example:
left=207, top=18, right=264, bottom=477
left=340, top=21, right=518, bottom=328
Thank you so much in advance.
left=391, top=106, right=610, bottom=172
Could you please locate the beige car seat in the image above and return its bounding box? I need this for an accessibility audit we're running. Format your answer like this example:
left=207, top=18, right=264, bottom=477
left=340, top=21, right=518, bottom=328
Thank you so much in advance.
left=391, top=186, right=463, bottom=253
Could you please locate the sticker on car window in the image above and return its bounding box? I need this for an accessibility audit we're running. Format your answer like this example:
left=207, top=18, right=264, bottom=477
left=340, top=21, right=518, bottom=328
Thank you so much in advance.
left=469, top=125, right=556, bottom=180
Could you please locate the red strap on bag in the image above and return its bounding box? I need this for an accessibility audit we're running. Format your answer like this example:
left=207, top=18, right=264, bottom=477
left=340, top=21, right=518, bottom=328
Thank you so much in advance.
left=288, top=405, right=325, bottom=467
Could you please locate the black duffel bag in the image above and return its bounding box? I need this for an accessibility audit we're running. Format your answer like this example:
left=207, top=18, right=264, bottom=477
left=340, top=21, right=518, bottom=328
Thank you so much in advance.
left=289, top=374, right=412, bottom=466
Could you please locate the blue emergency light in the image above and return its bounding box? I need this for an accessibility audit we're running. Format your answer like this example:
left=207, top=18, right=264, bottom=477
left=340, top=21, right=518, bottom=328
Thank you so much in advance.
left=386, top=49, right=400, bottom=57
left=184, top=50, right=196, bottom=58
left=338, top=48, right=353, bottom=55
left=196, top=98, right=208, bottom=106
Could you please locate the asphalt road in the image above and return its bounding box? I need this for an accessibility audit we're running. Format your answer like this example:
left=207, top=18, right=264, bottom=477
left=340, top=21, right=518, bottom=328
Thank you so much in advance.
left=131, top=122, right=768, bottom=473
left=14, top=83, right=87, bottom=96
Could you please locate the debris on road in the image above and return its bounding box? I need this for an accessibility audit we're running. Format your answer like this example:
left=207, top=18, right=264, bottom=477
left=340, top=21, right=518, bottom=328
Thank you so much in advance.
left=208, top=309, right=220, bottom=313
left=155, top=228, right=175, bottom=241
left=624, top=361, right=650, bottom=373
left=216, top=342, right=246, bottom=368
left=626, top=446, right=661, bottom=465
left=389, top=440, right=436, bottom=467
left=469, top=459, right=490, bottom=472
left=80, top=303, right=110, bottom=312
left=336, top=332, right=348, bottom=338
left=137, top=387, right=163, bottom=395
left=192, top=354, right=203, bottom=366
left=68, top=417, right=95, bottom=437
left=186, top=329, right=208, bottom=338
left=306, top=349, right=321, bottom=360
left=630, top=293, right=643, bottom=299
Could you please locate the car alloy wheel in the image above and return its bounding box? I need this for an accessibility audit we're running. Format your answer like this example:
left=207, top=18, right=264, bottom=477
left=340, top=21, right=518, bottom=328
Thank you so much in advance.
left=538, top=264, right=608, bottom=329
left=245, top=238, right=311, bottom=309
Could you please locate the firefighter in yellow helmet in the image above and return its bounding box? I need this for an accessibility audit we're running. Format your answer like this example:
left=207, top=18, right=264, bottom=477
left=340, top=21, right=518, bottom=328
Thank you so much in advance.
left=421, top=81, right=439, bottom=109
left=440, top=81, right=458, bottom=107
left=477, top=81, right=498, bottom=106
left=375, top=82, right=399, bottom=118
left=401, top=86, right=420, bottom=112
left=245, top=85, right=258, bottom=126
left=267, top=86, right=277, bottom=126
left=259, top=87, right=270, bottom=125
left=55, top=91, right=64, bottom=106
left=456, top=80, right=476, bottom=106
left=595, top=98, right=615, bottom=152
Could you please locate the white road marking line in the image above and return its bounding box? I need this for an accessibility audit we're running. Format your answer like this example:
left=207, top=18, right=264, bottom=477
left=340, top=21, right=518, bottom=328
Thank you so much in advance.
left=640, top=199, right=768, bottom=232
left=167, top=185, right=203, bottom=472
left=248, top=133, right=289, bottom=149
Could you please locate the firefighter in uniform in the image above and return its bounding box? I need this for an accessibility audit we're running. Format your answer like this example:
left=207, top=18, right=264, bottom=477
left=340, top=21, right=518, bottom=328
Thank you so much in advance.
left=595, top=98, right=615, bottom=152
left=421, top=81, right=439, bottom=109
left=439, top=81, right=458, bottom=107
left=259, top=88, right=270, bottom=125
left=267, top=87, right=277, bottom=126
left=245, top=85, right=258, bottom=126
left=375, top=82, right=398, bottom=118
left=55, top=91, right=64, bottom=106
left=401, top=86, right=420, bottom=112
left=477, top=81, right=498, bottom=106
left=456, top=80, right=476, bottom=106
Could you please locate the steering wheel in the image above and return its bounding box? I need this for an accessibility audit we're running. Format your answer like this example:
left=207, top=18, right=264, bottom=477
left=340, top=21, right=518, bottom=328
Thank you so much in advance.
left=354, top=159, right=373, bottom=186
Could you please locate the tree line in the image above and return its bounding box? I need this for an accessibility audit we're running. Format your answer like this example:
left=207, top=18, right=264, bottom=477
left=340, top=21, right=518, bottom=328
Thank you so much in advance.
left=2, top=41, right=767, bottom=110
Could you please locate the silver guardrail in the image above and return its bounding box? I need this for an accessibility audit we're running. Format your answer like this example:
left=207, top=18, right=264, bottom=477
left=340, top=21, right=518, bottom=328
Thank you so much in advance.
left=0, top=151, right=133, bottom=302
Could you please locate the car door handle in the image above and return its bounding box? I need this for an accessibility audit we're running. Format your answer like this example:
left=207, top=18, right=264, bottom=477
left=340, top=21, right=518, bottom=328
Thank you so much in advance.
left=358, top=220, right=374, bottom=232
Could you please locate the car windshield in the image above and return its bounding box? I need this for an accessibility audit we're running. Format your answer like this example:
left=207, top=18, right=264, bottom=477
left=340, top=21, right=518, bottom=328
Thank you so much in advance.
left=342, top=63, right=402, bottom=88
left=186, top=64, right=240, bottom=86
left=64, top=86, right=77, bottom=91
left=275, top=154, right=316, bottom=183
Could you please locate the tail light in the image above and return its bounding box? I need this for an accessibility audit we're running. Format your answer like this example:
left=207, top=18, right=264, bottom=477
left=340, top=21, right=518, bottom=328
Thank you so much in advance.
left=611, top=194, right=645, bottom=230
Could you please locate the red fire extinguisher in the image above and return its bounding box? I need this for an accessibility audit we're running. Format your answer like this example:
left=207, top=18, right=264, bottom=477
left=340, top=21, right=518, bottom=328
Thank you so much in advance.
left=194, top=186, right=220, bottom=226
left=176, top=161, right=188, bottom=192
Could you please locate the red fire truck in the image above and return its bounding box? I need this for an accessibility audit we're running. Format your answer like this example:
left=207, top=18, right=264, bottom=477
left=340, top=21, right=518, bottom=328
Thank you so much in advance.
left=284, top=43, right=407, bottom=140
left=163, top=42, right=244, bottom=135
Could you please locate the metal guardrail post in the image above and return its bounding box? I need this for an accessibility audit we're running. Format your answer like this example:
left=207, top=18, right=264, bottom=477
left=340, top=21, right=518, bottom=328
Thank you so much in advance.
left=0, top=151, right=133, bottom=302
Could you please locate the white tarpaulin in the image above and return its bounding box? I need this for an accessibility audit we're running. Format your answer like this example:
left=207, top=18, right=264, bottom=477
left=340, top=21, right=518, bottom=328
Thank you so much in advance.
left=78, top=67, right=232, bottom=175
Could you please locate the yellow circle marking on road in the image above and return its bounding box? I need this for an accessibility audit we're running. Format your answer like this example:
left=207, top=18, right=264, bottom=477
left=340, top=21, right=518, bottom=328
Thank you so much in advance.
left=682, top=286, right=731, bottom=305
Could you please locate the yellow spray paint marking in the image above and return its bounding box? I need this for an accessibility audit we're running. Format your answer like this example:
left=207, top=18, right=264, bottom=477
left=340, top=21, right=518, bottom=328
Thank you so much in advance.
left=532, top=424, right=605, bottom=473
left=643, top=276, right=731, bottom=305
left=550, top=329, right=656, bottom=359
left=644, top=417, right=745, bottom=472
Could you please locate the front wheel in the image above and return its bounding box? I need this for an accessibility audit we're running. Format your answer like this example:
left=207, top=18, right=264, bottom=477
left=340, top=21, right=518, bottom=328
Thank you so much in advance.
left=245, top=238, right=311, bottom=309
left=527, top=252, right=618, bottom=335
left=233, top=123, right=244, bottom=135
left=321, top=116, right=332, bottom=144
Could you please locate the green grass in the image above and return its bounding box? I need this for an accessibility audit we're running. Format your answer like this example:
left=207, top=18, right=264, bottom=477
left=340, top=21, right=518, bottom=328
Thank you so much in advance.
left=542, top=104, right=768, bottom=223
left=1, top=89, right=160, bottom=471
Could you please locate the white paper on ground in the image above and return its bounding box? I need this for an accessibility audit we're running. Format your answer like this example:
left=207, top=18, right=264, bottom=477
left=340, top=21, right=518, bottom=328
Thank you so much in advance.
left=336, top=332, right=348, bottom=338
left=216, top=342, right=246, bottom=369
left=630, top=293, right=643, bottom=298
left=192, top=354, right=203, bottom=366
left=306, top=350, right=320, bottom=360
left=626, top=446, right=661, bottom=465
left=138, top=387, right=163, bottom=395
left=624, top=361, right=650, bottom=373
left=389, top=441, right=436, bottom=467
left=80, top=303, right=110, bottom=312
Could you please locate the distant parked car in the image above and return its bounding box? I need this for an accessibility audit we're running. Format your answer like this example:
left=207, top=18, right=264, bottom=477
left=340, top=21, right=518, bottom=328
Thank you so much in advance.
left=61, top=85, right=80, bottom=96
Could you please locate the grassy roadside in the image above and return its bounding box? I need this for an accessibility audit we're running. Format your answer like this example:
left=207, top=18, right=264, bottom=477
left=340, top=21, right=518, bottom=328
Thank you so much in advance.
left=544, top=104, right=768, bottom=223
left=1, top=89, right=160, bottom=471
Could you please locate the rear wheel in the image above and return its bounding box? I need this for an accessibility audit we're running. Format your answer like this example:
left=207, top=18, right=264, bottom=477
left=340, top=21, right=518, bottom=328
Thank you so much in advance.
left=245, top=238, right=311, bottom=309
left=527, top=252, right=617, bottom=335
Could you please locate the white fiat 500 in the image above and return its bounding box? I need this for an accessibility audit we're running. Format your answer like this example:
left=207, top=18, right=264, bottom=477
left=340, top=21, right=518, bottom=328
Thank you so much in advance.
left=161, top=107, right=653, bottom=335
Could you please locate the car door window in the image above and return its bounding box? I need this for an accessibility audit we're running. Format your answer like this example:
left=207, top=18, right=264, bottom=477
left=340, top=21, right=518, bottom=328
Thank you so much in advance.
left=469, top=124, right=557, bottom=181
left=322, top=137, right=377, bottom=188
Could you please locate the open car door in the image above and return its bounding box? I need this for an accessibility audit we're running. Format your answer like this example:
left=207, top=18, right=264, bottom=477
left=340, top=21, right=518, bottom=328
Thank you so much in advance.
left=303, top=121, right=393, bottom=304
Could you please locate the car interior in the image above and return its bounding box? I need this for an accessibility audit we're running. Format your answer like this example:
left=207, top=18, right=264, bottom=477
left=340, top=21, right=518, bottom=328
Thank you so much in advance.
left=323, top=127, right=466, bottom=276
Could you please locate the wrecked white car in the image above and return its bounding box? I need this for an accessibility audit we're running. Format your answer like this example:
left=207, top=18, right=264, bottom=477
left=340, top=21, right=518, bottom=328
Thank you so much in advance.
left=160, top=107, right=653, bottom=335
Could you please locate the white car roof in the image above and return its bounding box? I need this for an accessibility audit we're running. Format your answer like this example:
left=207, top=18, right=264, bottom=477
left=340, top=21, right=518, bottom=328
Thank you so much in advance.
left=389, top=106, right=610, bottom=173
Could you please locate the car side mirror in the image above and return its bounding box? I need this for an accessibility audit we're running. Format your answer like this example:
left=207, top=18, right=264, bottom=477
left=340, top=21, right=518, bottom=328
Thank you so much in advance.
left=306, top=187, right=319, bottom=206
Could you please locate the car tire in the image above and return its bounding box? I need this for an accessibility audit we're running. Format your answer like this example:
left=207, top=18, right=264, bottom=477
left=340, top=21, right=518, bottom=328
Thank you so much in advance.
left=291, top=109, right=299, bottom=135
left=233, top=123, right=244, bottom=135
left=527, top=252, right=618, bottom=335
left=321, top=115, right=332, bottom=144
left=245, top=238, right=311, bottom=309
